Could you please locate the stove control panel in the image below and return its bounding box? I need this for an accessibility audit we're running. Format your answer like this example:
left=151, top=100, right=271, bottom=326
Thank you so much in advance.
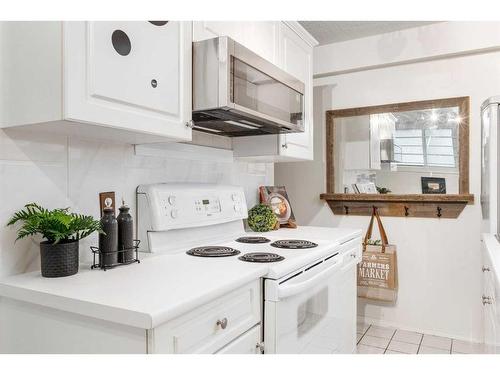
left=137, top=183, right=248, bottom=231
left=194, top=197, right=221, bottom=215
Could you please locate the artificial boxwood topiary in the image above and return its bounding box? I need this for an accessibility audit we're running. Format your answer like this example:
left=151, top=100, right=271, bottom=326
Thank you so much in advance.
left=247, top=204, right=277, bottom=232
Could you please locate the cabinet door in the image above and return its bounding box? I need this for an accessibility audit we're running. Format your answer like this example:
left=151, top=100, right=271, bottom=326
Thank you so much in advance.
left=278, top=24, right=314, bottom=161
left=64, top=21, right=192, bottom=141
left=482, top=243, right=499, bottom=352
left=193, top=21, right=279, bottom=65
left=215, top=325, right=262, bottom=354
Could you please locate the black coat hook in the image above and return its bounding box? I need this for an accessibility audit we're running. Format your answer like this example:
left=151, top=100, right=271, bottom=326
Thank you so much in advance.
left=344, top=205, right=349, bottom=215
left=437, top=206, right=442, bottom=218
left=404, top=206, right=409, bottom=217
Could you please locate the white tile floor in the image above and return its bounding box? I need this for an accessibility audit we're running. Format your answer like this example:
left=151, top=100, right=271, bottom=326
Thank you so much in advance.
left=356, top=322, right=489, bottom=354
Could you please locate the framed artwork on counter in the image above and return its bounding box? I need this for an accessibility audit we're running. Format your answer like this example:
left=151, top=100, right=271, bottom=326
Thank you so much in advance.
left=259, top=186, right=297, bottom=228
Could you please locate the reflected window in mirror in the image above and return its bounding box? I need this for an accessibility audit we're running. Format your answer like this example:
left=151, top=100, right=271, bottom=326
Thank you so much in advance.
left=327, top=97, right=469, bottom=195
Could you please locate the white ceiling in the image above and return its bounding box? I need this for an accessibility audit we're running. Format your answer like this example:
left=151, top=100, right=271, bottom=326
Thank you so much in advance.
left=299, top=21, right=441, bottom=45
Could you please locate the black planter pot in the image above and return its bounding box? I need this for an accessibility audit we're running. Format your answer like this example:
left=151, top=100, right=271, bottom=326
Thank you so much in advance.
left=40, top=240, right=79, bottom=278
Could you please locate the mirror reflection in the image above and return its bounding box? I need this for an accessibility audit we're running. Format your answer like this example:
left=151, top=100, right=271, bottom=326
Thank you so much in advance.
left=334, top=106, right=461, bottom=194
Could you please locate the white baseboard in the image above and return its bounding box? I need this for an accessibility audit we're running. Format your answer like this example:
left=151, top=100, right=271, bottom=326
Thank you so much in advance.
left=357, top=315, right=483, bottom=344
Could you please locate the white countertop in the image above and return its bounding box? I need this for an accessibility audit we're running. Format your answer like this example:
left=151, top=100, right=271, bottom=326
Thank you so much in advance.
left=0, top=226, right=361, bottom=330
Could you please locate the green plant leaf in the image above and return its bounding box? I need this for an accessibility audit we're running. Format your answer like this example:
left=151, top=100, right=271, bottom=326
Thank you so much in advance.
left=7, top=203, right=102, bottom=244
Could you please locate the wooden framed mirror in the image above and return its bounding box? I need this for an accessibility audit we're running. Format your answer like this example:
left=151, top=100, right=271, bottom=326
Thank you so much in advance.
left=320, top=97, right=474, bottom=218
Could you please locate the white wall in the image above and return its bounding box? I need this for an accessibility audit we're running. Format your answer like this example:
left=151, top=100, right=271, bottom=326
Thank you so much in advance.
left=0, top=129, right=273, bottom=278
left=276, top=23, right=500, bottom=341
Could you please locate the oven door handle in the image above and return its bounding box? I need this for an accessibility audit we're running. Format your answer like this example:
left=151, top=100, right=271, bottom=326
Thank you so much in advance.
left=278, top=259, right=343, bottom=299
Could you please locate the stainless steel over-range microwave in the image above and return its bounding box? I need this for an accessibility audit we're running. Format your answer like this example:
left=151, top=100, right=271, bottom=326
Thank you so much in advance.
left=192, top=36, right=305, bottom=137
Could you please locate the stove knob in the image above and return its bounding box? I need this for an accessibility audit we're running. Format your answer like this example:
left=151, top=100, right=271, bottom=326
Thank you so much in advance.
left=170, top=209, right=178, bottom=219
left=168, top=195, right=176, bottom=205
left=234, top=204, right=241, bottom=212
left=231, top=193, right=240, bottom=202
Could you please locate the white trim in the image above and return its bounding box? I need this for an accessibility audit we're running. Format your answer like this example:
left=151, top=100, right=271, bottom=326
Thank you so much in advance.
left=134, top=143, right=234, bottom=163
left=282, top=21, right=318, bottom=47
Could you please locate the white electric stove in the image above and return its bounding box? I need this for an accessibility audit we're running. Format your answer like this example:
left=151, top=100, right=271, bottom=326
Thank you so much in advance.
left=137, top=183, right=361, bottom=354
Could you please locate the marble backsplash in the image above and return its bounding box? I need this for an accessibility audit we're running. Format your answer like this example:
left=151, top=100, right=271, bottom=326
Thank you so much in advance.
left=0, top=128, right=273, bottom=278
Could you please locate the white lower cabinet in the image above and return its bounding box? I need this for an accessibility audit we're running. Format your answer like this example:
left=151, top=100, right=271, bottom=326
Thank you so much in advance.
left=215, top=325, right=262, bottom=354
left=0, top=297, right=148, bottom=354
left=0, top=21, right=192, bottom=144
left=481, top=239, right=500, bottom=353
left=0, top=280, right=261, bottom=354
left=149, top=280, right=261, bottom=354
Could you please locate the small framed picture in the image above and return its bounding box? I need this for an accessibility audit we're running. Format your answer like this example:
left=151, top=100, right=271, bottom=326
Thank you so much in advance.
left=259, top=186, right=297, bottom=228
left=99, top=191, right=116, bottom=217
left=421, top=177, right=446, bottom=194
left=354, top=182, right=378, bottom=194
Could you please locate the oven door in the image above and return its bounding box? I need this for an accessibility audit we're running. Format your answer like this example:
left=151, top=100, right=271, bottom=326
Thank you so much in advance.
left=264, top=253, right=356, bottom=354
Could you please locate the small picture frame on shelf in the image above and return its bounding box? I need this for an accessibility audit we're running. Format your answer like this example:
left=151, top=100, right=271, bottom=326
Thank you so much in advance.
left=353, top=182, right=378, bottom=194
left=421, top=177, right=446, bottom=194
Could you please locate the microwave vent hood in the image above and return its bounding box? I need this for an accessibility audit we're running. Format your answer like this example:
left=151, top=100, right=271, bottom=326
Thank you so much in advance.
left=192, top=36, right=305, bottom=137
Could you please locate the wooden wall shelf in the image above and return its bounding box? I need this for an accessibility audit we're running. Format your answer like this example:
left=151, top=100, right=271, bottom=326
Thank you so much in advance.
left=320, top=193, right=474, bottom=218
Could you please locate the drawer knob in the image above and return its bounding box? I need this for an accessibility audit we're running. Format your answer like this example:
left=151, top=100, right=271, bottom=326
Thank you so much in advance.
left=216, top=318, right=228, bottom=329
left=483, top=266, right=491, bottom=272
left=483, top=295, right=493, bottom=305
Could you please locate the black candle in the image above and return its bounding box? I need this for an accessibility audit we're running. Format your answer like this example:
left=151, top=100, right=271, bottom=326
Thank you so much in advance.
left=99, top=207, right=118, bottom=267
left=117, top=203, right=134, bottom=263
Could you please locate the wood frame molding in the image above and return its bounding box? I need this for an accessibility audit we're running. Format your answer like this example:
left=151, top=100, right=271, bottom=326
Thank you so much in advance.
left=322, top=96, right=472, bottom=218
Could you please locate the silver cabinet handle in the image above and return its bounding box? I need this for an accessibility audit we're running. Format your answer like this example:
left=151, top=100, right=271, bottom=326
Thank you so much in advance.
left=483, top=295, right=493, bottom=305
left=483, top=266, right=491, bottom=272
left=281, top=143, right=288, bottom=149
left=216, top=318, right=228, bottom=329
left=185, top=120, right=194, bottom=128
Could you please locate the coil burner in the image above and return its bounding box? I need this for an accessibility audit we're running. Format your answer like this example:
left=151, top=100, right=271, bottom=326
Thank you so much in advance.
left=270, top=240, right=318, bottom=249
left=235, top=236, right=271, bottom=244
left=238, top=252, right=285, bottom=263
left=186, top=246, right=241, bottom=257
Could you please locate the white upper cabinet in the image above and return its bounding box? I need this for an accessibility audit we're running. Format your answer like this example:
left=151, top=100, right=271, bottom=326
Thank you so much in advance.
left=0, top=21, right=192, bottom=144
left=192, top=21, right=280, bottom=65
left=277, top=23, right=314, bottom=161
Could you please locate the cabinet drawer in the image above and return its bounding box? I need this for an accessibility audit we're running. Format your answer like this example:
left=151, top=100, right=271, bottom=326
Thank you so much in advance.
left=340, top=237, right=362, bottom=263
left=151, top=280, right=261, bottom=353
left=215, top=325, right=262, bottom=354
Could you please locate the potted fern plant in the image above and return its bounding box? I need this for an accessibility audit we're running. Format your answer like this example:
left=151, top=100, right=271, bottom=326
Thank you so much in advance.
left=7, top=203, right=102, bottom=278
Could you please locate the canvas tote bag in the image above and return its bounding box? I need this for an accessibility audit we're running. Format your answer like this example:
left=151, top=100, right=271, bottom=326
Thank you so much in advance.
left=357, top=208, right=398, bottom=302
